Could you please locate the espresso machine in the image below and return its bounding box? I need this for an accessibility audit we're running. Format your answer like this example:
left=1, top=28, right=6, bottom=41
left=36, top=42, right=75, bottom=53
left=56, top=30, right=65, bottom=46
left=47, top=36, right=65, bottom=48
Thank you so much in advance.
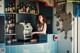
left=15, top=23, right=33, bottom=40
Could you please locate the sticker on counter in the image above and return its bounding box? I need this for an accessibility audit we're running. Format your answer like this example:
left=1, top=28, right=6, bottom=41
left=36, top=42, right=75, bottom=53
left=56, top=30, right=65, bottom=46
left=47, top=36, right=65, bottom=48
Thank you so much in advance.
left=24, top=49, right=30, bottom=53
left=0, top=48, right=5, bottom=53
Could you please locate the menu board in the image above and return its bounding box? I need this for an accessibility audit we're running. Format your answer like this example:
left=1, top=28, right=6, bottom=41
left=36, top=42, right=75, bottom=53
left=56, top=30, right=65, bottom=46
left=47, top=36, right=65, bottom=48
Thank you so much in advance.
left=0, top=0, right=4, bottom=14
left=0, top=16, right=4, bottom=43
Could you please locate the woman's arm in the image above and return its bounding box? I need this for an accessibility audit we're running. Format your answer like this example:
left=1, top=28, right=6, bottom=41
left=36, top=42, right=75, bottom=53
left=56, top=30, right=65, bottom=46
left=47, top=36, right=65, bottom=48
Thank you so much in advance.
left=32, top=23, right=47, bottom=34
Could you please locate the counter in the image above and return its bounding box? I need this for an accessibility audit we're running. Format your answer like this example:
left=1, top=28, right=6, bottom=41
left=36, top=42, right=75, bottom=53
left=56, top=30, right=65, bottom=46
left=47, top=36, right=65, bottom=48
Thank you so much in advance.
left=6, top=34, right=47, bottom=45
left=6, top=34, right=58, bottom=53
left=0, top=43, right=5, bottom=48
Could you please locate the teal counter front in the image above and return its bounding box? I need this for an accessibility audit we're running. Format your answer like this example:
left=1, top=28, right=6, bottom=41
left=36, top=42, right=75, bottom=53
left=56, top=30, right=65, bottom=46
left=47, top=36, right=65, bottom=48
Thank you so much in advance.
left=0, top=44, right=5, bottom=48
left=6, top=34, right=58, bottom=53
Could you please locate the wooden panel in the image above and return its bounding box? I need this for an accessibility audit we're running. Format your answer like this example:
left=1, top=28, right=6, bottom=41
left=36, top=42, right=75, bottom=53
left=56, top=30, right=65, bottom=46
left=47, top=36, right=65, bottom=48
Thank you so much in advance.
left=39, top=0, right=55, bottom=7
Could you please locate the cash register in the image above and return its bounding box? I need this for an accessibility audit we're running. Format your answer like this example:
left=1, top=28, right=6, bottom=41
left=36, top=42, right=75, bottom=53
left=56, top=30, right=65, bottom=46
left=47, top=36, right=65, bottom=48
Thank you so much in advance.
left=15, top=23, right=33, bottom=40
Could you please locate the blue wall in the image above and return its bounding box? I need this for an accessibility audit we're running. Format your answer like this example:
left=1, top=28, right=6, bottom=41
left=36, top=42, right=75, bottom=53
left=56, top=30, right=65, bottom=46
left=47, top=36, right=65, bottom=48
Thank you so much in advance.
left=18, top=14, right=37, bottom=31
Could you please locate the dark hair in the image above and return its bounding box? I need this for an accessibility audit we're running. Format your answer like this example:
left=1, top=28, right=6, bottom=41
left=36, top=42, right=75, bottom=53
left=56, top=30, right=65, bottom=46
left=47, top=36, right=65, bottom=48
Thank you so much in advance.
left=36, top=14, right=46, bottom=24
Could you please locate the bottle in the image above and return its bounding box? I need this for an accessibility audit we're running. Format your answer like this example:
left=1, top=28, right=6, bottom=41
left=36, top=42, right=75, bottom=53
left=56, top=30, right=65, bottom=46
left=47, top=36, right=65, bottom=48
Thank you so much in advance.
left=29, top=5, right=31, bottom=13
left=9, top=27, right=12, bottom=34
left=17, top=4, right=20, bottom=13
left=12, top=26, right=15, bottom=33
left=12, top=14, right=15, bottom=33
left=31, top=6, right=36, bottom=14
left=20, top=2, right=22, bottom=12
left=11, top=15, right=13, bottom=27
left=18, top=3, right=21, bottom=13
left=7, top=4, right=9, bottom=12
left=6, top=26, right=9, bottom=34
left=5, top=4, right=8, bottom=12
left=8, top=14, right=12, bottom=34
left=10, top=4, right=12, bottom=12
left=12, top=3, right=16, bottom=12
left=23, top=4, right=26, bottom=12
left=12, top=14, right=15, bottom=27
left=9, top=4, right=10, bottom=12
left=8, top=15, right=11, bottom=24
left=18, top=3, right=22, bottom=13
left=6, top=15, right=8, bottom=33
left=20, top=2, right=24, bottom=12
left=25, top=4, right=28, bottom=12
left=26, top=4, right=30, bottom=13
left=8, top=14, right=11, bottom=34
left=6, top=15, right=9, bottom=34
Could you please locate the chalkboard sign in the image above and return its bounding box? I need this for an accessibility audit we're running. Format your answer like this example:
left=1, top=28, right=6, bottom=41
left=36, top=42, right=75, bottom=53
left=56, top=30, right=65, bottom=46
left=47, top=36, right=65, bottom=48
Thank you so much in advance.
left=0, top=16, right=4, bottom=43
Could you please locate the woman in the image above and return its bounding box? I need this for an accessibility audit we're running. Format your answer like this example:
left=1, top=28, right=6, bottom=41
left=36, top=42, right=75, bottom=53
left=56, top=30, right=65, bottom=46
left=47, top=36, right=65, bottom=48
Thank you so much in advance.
left=31, top=14, right=47, bottom=42
left=32, top=14, right=47, bottom=35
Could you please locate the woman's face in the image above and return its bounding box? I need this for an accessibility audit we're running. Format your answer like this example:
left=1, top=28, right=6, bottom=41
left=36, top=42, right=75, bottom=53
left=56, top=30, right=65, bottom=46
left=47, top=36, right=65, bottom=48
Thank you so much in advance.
left=39, top=15, right=43, bottom=23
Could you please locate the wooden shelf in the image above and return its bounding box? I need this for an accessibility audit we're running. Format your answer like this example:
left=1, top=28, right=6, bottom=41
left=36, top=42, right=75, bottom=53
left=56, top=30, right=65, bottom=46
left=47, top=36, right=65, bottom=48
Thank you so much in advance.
left=5, top=12, right=38, bottom=15
left=6, top=34, right=16, bottom=35
left=39, top=0, right=55, bottom=7
left=18, top=12, right=38, bottom=15
left=6, top=12, right=17, bottom=14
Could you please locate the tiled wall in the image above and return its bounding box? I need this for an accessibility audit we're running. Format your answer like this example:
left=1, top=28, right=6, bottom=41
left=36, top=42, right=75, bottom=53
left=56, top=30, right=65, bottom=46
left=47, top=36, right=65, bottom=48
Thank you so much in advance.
left=53, top=2, right=73, bottom=53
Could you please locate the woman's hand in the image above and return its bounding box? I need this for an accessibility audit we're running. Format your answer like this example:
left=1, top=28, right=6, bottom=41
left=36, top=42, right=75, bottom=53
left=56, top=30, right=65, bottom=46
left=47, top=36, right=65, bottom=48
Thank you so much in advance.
left=32, top=32, right=36, bottom=35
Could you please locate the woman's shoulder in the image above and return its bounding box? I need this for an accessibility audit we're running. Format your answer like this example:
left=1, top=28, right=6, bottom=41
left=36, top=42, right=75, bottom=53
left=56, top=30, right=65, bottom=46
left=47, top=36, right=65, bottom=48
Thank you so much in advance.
left=44, top=23, right=47, bottom=25
left=43, top=23, right=47, bottom=27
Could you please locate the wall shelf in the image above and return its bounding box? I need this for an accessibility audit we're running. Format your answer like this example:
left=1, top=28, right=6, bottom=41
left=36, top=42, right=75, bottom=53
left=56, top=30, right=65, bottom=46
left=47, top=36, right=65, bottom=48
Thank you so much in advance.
left=18, top=12, right=38, bottom=15
left=5, top=12, right=17, bottom=14
left=6, top=34, right=16, bottom=36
